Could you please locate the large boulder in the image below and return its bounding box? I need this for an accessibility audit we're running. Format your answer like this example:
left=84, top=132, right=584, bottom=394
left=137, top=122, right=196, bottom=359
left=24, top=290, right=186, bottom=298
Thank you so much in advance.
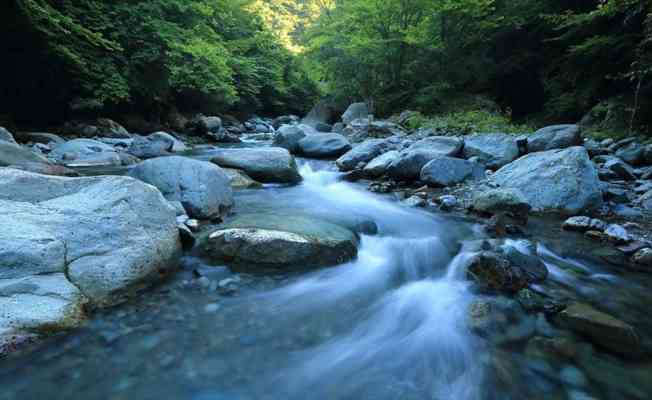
left=0, top=169, right=181, bottom=343
left=463, top=133, right=520, bottom=169
left=387, top=136, right=463, bottom=181
left=363, top=150, right=400, bottom=178
left=472, top=188, right=531, bottom=217
left=200, top=214, right=358, bottom=269
left=127, top=132, right=186, bottom=159
left=129, top=156, right=233, bottom=219
left=273, top=124, right=308, bottom=153
left=342, top=102, right=369, bottom=125
left=297, top=133, right=352, bottom=159
left=0, top=127, right=17, bottom=144
left=49, top=139, right=124, bottom=166
left=191, top=115, right=222, bottom=134
left=211, top=147, right=302, bottom=184
left=336, top=139, right=391, bottom=171
left=492, top=147, right=602, bottom=214
left=553, top=302, right=640, bottom=357
left=420, top=156, right=485, bottom=187
left=0, top=141, right=51, bottom=167
left=303, top=100, right=337, bottom=127
left=527, top=125, right=582, bottom=153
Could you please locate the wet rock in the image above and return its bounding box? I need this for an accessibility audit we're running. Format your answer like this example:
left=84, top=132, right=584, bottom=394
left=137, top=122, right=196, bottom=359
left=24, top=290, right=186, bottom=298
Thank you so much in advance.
left=437, top=195, right=458, bottom=211
left=604, top=158, right=636, bottom=181
left=501, top=246, right=548, bottom=283
left=637, top=189, right=652, bottom=210
left=0, top=127, right=17, bottom=144
left=631, top=248, right=652, bottom=267
left=527, top=125, right=582, bottom=153
left=297, top=133, right=352, bottom=158
left=49, top=139, right=123, bottom=166
left=200, top=215, right=358, bottom=269
left=222, top=168, right=262, bottom=189
left=463, top=133, right=520, bottom=169
left=472, top=188, right=531, bottom=218
left=129, top=156, right=233, bottom=219
left=468, top=300, right=493, bottom=333
left=178, top=224, right=196, bottom=250
left=420, top=156, right=485, bottom=187
left=342, top=102, right=369, bottom=125
left=363, top=150, right=400, bottom=178
left=526, top=336, right=578, bottom=361
left=336, top=139, right=390, bottom=171
left=7, top=162, right=79, bottom=177
left=553, top=302, right=640, bottom=357
left=403, top=196, right=427, bottom=207
left=492, top=147, right=602, bottom=214
left=387, top=136, right=463, bottom=181
left=0, top=169, right=181, bottom=341
left=464, top=252, right=529, bottom=292
left=559, top=365, right=588, bottom=388
left=272, top=115, right=299, bottom=129
left=0, top=141, right=52, bottom=167
left=562, top=216, right=607, bottom=232
left=516, top=289, right=546, bottom=312
left=273, top=124, right=308, bottom=153
left=315, top=122, right=332, bottom=132
left=604, top=224, right=630, bottom=243
left=127, top=132, right=186, bottom=159
left=211, top=148, right=302, bottom=184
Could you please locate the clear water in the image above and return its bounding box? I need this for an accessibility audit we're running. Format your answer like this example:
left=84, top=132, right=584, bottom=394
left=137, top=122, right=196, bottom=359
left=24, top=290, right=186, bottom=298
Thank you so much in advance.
left=2, top=151, right=652, bottom=400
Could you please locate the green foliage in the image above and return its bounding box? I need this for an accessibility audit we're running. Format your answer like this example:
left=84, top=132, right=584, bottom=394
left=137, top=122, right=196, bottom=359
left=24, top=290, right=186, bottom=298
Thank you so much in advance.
left=302, top=0, right=652, bottom=134
left=406, top=110, right=534, bottom=136
left=11, top=0, right=319, bottom=119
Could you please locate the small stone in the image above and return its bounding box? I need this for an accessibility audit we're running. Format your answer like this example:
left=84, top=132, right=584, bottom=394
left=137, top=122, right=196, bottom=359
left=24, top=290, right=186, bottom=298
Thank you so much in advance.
left=186, top=219, right=200, bottom=232
left=584, top=230, right=605, bottom=241
left=631, top=248, right=652, bottom=266
left=204, top=303, right=221, bottom=313
left=403, top=195, right=427, bottom=207
left=438, top=195, right=458, bottom=211
left=604, top=224, right=630, bottom=243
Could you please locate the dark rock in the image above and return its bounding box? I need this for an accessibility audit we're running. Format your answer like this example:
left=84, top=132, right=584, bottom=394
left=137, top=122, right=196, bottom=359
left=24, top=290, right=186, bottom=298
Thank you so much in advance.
left=315, top=122, right=332, bottom=132
left=464, top=251, right=529, bottom=292
left=631, top=248, right=652, bottom=267
left=0, top=127, right=17, bottom=144
left=527, top=125, right=582, bottom=153
left=604, top=158, right=636, bottom=181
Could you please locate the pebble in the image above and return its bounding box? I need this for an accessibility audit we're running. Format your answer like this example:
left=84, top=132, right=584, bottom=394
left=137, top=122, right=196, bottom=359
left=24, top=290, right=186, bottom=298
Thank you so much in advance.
left=204, top=303, right=221, bottom=313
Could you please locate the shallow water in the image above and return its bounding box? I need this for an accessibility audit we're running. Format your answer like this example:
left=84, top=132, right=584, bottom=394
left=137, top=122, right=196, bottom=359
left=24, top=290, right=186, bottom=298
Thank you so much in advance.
left=2, top=152, right=652, bottom=400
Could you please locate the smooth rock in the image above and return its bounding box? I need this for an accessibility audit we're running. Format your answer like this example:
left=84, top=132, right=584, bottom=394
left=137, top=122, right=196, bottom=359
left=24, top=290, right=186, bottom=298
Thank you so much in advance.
left=363, top=150, right=400, bottom=178
left=336, top=139, right=390, bottom=171
left=49, top=139, right=123, bottom=166
left=200, top=215, right=358, bottom=269
left=297, top=133, right=352, bottom=159
left=0, top=141, right=52, bottom=167
left=464, top=251, right=529, bottom=292
left=493, top=147, right=602, bottom=214
left=604, top=224, right=630, bottom=243
left=273, top=124, right=308, bottom=153
left=631, top=248, right=652, bottom=266
left=211, top=148, right=301, bottom=184
left=472, top=188, right=531, bottom=217
left=527, top=125, right=582, bottom=152
left=127, top=132, right=186, bottom=159
left=342, top=102, right=369, bottom=125
left=222, top=168, right=262, bottom=189
left=387, top=136, right=463, bottom=181
left=129, top=156, right=233, bottom=219
left=604, top=158, right=636, bottom=181
left=463, top=133, right=520, bottom=169
left=420, top=156, right=485, bottom=187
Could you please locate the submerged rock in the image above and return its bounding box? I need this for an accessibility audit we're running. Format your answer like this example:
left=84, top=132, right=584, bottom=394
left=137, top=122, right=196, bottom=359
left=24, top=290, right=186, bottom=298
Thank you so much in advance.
left=492, top=147, right=602, bottom=214
left=210, top=147, right=302, bottom=184
left=200, top=215, right=358, bottom=269
left=129, top=156, right=233, bottom=219
left=553, top=302, right=640, bottom=357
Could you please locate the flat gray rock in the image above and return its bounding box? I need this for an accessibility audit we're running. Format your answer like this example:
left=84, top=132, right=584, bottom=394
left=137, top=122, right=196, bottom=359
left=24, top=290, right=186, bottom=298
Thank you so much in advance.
left=527, top=125, right=582, bottom=153
left=297, top=133, right=352, bottom=159
left=387, top=136, right=463, bottom=181
left=463, top=133, right=520, bottom=169
left=211, top=147, right=302, bottom=184
left=420, top=156, right=485, bottom=187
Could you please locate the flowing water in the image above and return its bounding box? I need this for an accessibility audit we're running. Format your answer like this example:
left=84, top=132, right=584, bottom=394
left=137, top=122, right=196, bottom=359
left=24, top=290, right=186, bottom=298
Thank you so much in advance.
left=2, top=153, right=652, bottom=400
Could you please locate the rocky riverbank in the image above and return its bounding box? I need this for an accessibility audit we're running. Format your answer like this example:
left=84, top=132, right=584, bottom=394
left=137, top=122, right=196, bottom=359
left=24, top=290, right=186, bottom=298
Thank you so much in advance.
left=2, top=102, right=652, bottom=371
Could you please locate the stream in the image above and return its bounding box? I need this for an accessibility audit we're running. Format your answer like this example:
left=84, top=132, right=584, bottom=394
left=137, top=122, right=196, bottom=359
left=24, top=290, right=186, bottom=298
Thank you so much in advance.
left=1, top=149, right=652, bottom=400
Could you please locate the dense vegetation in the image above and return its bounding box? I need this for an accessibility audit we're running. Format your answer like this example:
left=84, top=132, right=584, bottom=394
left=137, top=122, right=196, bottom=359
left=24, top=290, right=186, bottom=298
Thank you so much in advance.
left=302, top=0, right=652, bottom=134
left=0, top=0, right=319, bottom=127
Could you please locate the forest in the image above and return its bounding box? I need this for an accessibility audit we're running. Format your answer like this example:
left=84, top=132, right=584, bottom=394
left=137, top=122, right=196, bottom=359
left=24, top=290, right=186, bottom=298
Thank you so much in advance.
left=1, top=0, right=650, bottom=135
